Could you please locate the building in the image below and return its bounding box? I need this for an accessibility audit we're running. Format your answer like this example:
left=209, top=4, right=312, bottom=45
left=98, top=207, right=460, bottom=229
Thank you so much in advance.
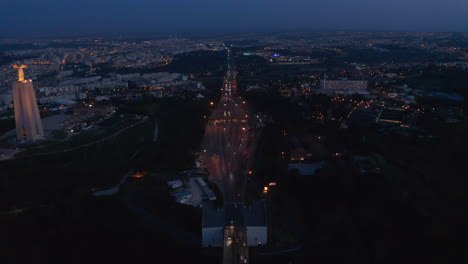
left=171, top=189, right=192, bottom=203
left=202, top=201, right=225, bottom=248
left=316, top=79, right=370, bottom=95
left=167, top=180, right=183, bottom=189
left=321, top=80, right=368, bottom=90
left=195, top=177, right=216, bottom=201
left=12, top=64, right=44, bottom=142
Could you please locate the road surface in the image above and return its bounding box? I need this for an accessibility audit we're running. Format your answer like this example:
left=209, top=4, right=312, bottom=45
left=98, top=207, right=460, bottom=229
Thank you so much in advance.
left=200, top=48, right=253, bottom=264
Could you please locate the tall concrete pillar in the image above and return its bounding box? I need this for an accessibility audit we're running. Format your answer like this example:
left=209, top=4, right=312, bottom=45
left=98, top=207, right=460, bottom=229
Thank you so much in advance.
left=12, top=65, right=44, bottom=142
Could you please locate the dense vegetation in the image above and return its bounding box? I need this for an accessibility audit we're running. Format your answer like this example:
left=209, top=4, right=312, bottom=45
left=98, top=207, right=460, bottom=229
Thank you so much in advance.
left=119, top=96, right=211, bottom=171
left=96, top=50, right=227, bottom=77
left=0, top=119, right=153, bottom=208
left=235, top=54, right=468, bottom=264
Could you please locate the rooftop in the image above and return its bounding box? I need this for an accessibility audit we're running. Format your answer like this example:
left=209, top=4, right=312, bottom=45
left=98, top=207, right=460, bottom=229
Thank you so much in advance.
left=202, top=201, right=224, bottom=228
left=243, top=200, right=267, bottom=227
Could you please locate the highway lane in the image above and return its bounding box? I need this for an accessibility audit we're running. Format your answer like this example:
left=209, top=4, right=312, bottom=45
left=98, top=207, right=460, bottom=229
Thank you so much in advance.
left=200, top=48, right=253, bottom=264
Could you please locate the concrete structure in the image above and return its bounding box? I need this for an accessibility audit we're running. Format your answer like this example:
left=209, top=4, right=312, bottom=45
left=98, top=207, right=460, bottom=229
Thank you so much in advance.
left=288, top=162, right=326, bottom=176
left=202, top=200, right=268, bottom=248
left=171, top=189, right=192, bottom=203
left=195, top=177, right=216, bottom=201
left=167, top=179, right=183, bottom=189
left=244, top=200, right=268, bottom=246
left=182, top=177, right=205, bottom=207
left=12, top=65, right=44, bottom=142
left=202, top=201, right=225, bottom=248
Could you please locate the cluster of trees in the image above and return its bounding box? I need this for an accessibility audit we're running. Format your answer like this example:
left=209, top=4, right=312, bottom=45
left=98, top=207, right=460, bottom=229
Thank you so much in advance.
left=235, top=51, right=468, bottom=262
left=0, top=119, right=154, bottom=209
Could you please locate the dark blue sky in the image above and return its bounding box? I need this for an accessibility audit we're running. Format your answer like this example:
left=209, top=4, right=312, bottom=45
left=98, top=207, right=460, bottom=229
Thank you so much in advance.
left=2, top=0, right=467, bottom=36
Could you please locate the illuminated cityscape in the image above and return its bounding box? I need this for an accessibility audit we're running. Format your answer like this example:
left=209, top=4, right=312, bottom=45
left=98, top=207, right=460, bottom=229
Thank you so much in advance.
left=0, top=1, right=467, bottom=264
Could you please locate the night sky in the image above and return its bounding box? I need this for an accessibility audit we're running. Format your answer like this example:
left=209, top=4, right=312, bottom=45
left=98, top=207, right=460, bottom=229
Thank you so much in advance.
left=2, top=0, right=468, bottom=36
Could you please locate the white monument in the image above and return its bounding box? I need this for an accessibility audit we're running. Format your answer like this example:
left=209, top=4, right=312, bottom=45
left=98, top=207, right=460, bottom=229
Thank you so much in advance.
left=12, top=64, right=44, bottom=142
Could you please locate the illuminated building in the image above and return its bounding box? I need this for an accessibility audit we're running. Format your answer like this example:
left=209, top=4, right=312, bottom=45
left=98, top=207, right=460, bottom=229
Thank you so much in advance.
left=321, top=80, right=368, bottom=90
left=12, top=64, right=44, bottom=142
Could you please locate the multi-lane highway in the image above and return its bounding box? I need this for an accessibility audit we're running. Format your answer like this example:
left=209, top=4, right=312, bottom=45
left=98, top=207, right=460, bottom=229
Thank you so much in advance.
left=200, top=48, right=253, bottom=264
